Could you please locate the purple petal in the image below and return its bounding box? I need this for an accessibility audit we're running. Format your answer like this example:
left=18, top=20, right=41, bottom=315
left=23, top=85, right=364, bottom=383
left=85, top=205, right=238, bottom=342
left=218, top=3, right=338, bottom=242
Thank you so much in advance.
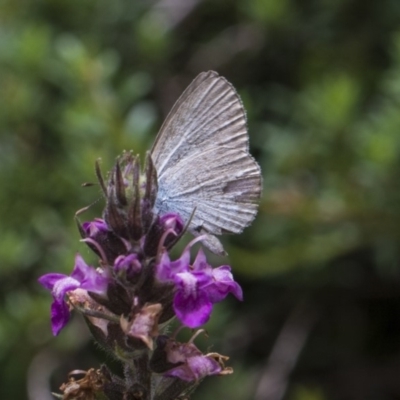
left=173, top=272, right=212, bottom=328
left=187, top=355, right=222, bottom=380
left=160, top=213, right=184, bottom=235
left=156, top=249, right=190, bottom=282
left=155, top=251, right=174, bottom=282
left=39, top=273, right=80, bottom=336
left=82, top=218, right=108, bottom=237
left=114, top=254, right=141, bottom=278
left=205, top=266, right=243, bottom=303
left=71, top=254, right=108, bottom=295
left=52, top=276, right=81, bottom=300
left=169, top=250, right=191, bottom=274
left=38, top=273, right=67, bottom=290
left=39, top=254, right=109, bottom=336
left=165, top=354, right=222, bottom=381
left=165, top=365, right=195, bottom=381
left=70, top=254, right=92, bottom=281
left=191, top=248, right=210, bottom=272
left=51, top=297, right=71, bottom=336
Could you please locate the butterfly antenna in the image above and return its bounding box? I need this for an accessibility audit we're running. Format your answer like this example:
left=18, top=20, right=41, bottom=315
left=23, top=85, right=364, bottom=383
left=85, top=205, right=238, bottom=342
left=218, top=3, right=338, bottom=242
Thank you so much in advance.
left=184, top=207, right=197, bottom=233
left=75, top=196, right=103, bottom=217
left=74, top=195, right=105, bottom=240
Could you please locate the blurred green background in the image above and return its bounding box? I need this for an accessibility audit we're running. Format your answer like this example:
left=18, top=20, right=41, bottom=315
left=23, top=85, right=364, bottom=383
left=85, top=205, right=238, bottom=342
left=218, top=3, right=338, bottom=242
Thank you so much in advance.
left=2, top=0, right=400, bottom=399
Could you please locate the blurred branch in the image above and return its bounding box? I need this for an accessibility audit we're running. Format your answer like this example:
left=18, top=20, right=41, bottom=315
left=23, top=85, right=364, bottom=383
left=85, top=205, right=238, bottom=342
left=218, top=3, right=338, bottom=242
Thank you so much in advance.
left=188, top=24, right=264, bottom=71
left=254, top=301, right=318, bottom=400
left=152, top=0, right=202, bottom=31
left=27, top=350, right=60, bottom=400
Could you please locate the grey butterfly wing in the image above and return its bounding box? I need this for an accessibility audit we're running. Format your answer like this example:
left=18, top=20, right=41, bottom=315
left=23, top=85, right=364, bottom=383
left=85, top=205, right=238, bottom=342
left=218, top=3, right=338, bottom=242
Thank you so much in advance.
left=155, top=146, right=261, bottom=231
left=151, top=71, right=250, bottom=178
left=151, top=71, right=261, bottom=254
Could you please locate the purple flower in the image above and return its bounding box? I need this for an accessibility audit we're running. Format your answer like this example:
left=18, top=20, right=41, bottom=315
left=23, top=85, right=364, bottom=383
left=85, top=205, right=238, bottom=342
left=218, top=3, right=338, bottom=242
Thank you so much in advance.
left=166, top=353, right=222, bottom=381
left=114, top=253, right=142, bottom=280
left=151, top=213, right=185, bottom=251
left=160, top=213, right=184, bottom=235
left=38, top=254, right=109, bottom=336
left=162, top=336, right=231, bottom=381
left=82, top=218, right=108, bottom=237
left=173, top=270, right=213, bottom=328
left=206, top=265, right=243, bottom=303
left=120, top=303, right=162, bottom=349
left=156, top=241, right=242, bottom=328
left=156, top=245, right=190, bottom=282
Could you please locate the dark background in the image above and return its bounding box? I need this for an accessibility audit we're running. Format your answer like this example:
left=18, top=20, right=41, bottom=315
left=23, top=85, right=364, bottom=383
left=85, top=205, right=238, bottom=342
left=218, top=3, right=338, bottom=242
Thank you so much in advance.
left=2, top=0, right=400, bottom=399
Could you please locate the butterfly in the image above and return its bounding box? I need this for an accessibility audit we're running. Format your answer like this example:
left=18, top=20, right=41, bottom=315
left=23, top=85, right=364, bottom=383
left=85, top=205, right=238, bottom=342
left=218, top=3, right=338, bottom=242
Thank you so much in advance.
left=150, top=71, right=262, bottom=255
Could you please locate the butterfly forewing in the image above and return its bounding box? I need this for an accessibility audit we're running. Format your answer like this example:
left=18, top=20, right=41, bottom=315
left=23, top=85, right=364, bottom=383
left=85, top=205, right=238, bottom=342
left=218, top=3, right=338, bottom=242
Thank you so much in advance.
left=151, top=71, right=261, bottom=251
left=151, top=71, right=250, bottom=179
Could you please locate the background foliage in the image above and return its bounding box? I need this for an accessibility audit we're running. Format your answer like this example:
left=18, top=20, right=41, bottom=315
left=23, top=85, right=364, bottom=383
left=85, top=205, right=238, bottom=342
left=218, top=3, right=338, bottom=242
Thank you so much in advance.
left=2, top=0, right=400, bottom=399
